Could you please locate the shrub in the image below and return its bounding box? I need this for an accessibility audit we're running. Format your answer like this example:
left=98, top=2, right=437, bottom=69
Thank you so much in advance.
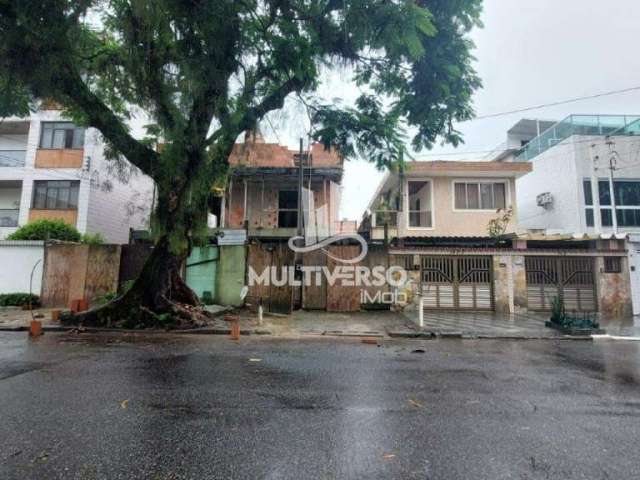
left=81, top=233, right=105, bottom=245
left=7, top=219, right=81, bottom=242
left=0, top=293, right=39, bottom=307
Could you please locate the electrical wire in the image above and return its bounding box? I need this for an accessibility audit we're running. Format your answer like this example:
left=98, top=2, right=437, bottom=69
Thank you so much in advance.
left=466, top=86, right=640, bottom=122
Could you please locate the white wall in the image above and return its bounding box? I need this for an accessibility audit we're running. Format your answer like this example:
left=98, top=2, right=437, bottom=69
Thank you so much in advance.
left=84, top=129, right=155, bottom=243
left=0, top=241, right=44, bottom=295
left=516, top=137, right=582, bottom=232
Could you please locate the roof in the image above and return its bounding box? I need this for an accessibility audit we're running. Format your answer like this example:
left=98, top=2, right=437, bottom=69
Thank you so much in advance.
left=507, top=118, right=557, bottom=137
left=365, top=160, right=531, bottom=211
left=404, top=160, right=531, bottom=177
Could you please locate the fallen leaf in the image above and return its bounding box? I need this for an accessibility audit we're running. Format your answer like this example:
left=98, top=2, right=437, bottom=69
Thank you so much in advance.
left=120, top=399, right=129, bottom=409
left=408, top=398, right=423, bottom=408
left=383, top=453, right=396, bottom=460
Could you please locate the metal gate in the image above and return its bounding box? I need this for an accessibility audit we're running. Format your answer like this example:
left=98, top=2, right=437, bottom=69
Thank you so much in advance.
left=421, top=256, right=494, bottom=310
left=525, top=256, right=596, bottom=312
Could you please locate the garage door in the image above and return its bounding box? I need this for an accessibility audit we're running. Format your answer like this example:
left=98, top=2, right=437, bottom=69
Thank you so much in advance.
left=421, top=256, right=493, bottom=311
left=525, top=256, right=596, bottom=312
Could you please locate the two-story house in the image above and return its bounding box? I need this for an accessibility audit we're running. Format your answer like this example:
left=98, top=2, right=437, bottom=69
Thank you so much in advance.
left=0, top=107, right=155, bottom=243
left=361, top=160, right=531, bottom=241
left=492, top=115, right=640, bottom=314
left=219, top=133, right=343, bottom=237
left=359, top=160, right=533, bottom=312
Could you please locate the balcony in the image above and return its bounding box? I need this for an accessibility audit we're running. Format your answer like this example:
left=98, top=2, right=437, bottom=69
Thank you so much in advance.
left=35, top=149, right=84, bottom=169
left=515, top=114, right=640, bottom=161
left=0, top=150, right=26, bottom=167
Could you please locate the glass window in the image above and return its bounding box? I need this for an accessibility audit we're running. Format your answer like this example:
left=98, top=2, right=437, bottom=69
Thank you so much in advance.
left=408, top=181, right=432, bottom=228
left=599, top=181, right=611, bottom=206
left=32, top=181, right=79, bottom=210
left=454, top=182, right=507, bottom=210
left=585, top=208, right=594, bottom=227
left=601, top=209, right=613, bottom=227
left=277, top=191, right=298, bottom=228
left=583, top=180, right=593, bottom=206
left=39, top=122, right=85, bottom=149
left=493, top=183, right=506, bottom=209
left=617, top=209, right=640, bottom=228
left=466, top=183, right=480, bottom=209
left=454, top=183, right=466, bottom=209
left=614, top=181, right=640, bottom=206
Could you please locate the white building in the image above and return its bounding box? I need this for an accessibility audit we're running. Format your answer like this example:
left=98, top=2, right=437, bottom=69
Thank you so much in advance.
left=493, top=115, right=640, bottom=315
left=0, top=107, right=155, bottom=243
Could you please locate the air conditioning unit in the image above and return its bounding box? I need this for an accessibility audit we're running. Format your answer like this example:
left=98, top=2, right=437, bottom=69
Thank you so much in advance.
left=536, top=192, right=553, bottom=209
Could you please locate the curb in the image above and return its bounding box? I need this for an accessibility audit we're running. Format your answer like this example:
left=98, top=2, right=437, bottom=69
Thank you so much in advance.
left=0, top=325, right=271, bottom=336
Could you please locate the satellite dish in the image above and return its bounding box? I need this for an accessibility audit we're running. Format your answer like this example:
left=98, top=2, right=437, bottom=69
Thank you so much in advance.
left=240, top=286, right=249, bottom=300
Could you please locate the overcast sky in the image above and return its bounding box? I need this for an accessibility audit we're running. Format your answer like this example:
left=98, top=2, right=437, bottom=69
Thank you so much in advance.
left=267, top=0, right=640, bottom=221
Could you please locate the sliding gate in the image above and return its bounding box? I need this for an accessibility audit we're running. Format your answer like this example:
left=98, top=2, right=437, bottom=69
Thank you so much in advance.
left=525, top=256, right=596, bottom=312
left=421, top=256, right=494, bottom=311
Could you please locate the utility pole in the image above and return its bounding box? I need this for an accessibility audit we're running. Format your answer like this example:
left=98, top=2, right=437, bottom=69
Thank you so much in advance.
left=606, top=137, right=619, bottom=234
left=297, top=137, right=304, bottom=238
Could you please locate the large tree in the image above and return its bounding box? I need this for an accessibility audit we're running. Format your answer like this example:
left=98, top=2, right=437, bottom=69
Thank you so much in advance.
left=0, top=0, right=482, bottom=327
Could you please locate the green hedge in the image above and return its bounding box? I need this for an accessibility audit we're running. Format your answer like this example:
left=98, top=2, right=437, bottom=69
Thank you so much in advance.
left=7, top=219, right=81, bottom=242
left=0, top=293, right=40, bottom=307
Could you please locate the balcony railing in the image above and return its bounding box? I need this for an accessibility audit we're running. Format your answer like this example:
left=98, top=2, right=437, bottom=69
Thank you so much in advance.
left=0, top=209, right=19, bottom=227
left=0, top=150, right=26, bottom=167
left=515, top=115, right=640, bottom=162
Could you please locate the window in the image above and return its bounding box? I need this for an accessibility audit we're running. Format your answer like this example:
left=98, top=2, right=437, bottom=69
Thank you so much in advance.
left=604, top=257, right=622, bottom=274
left=278, top=190, right=298, bottom=228
left=583, top=180, right=594, bottom=227
left=408, top=180, right=432, bottom=228
left=594, top=180, right=640, bottom=228
left=454, top=182, right=506, bottom=210
left=32, top=181, right=80, bottom=210
left=39, top=122, right=85, bottom=149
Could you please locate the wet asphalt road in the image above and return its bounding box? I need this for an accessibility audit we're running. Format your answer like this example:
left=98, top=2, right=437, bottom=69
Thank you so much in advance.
left=1, top=333, right=640, bottom=480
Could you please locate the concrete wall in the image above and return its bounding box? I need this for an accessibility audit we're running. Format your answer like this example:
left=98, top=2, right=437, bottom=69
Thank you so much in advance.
left=84, top=129, right=155, bottom=243
left=492, top=255, right=527, bottom=313
left=595, top=256, right=633, bottom=319
left=516, top=138, right=582, bottom=232
left=0, top=241, right=44, bottom=295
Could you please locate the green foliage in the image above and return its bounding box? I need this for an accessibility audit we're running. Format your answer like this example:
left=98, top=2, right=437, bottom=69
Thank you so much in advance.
left=487, top=207, right=514, bottom=238
left=550, top=295, right=566, bottom=324
left=0, top=293, right=39, bottom=307
left=7, top=220, right=81, bottom=242
left=550, top=295, right=600, bottom=329
left=81, top=233, right=105, bottom=245
left=0, top=0, right=483, bottom=257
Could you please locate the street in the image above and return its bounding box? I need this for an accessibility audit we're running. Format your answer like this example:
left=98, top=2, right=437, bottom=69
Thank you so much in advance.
left=1, top=332, right=639, bottom=480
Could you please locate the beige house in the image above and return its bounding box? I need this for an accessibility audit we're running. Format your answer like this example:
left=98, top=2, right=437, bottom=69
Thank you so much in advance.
left=361, top=161, right=532, bottom=241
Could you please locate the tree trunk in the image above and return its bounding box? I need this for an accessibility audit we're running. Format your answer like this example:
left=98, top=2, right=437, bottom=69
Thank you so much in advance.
left=62, top=236, right=211, bottom=329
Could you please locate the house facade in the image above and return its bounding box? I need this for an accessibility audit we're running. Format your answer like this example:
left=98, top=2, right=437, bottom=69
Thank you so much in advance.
left=360, top=161, right=531, bottom=241
left=219, top=134, right=344, bottom=237
left=360, top=159, right=631, bottom=317
left=492, top=115, right=640, bottom=314
left=0, top=107, right=155, bottom=243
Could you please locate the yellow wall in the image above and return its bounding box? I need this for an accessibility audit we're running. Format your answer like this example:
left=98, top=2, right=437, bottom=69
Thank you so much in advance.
left=402, top=176, right=518, bottom=237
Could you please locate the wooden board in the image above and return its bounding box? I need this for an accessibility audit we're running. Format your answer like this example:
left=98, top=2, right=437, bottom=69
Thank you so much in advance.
left=326, top=245, right=361, bottom=312
left=302, top=248, right=327, bottom=310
